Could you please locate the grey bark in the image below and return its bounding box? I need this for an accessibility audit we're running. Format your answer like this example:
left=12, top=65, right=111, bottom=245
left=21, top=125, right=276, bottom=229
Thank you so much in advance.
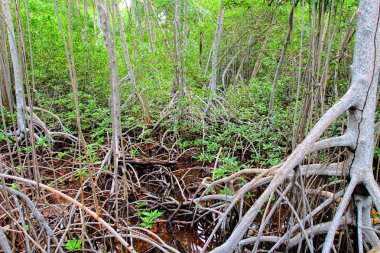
left=183, top=0, right=188, bottom=49
left=0, top=9, right=13, bottom=110
left=172, top=0, right=185, bottom=96
left=113, top=0, right=150, bottom=123
left=209, top=0, right=224, bottom=95
left=208, top=0, right=380, bottom=252
left=0, top=227, right=11, bottom=253
left=2, top=0, right=26, bottom=133
left=96, top=0, right=121, bottom=153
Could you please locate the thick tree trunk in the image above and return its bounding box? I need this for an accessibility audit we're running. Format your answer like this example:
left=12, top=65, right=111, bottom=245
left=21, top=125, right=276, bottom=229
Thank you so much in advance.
left=207, top=0, right=380, bottom=252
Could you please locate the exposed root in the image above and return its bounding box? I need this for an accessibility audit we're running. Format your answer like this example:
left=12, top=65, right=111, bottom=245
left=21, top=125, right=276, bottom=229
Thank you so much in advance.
left=0, top=173, right=136, bottom=252
left=322, top=177, right=358, bottom=253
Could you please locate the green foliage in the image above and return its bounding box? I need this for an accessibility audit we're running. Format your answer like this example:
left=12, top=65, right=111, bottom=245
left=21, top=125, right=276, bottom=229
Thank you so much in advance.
left=57, top=152, right=67, bottom=159
left=65, top=238, right=82, bottom=251
left=130, top=149, right=139, bottom=158
left=9, top=0, right=360, bottom=211
left=245, top=191, right=255, bottom=199
left=11, top=183, right=19, bottom=190
left=220, top=187, right=233, bottom=196
left=59, top=179, right=65, bottom=185
left=15, top=167, right=24, bottom=174
left=266, top=195, right=275, bottom=202
left=375, top=147, right=380, bottom=159
left=36, top=136, right=48, bottom=148
left=135, top=201, right=147, bottom=209
left=212, top=157, right=241, bottom=180
left=139, top=210, right=164, bottom=229
left=0, top=131, right=5, bottom=142
left=75, top=169, right=87, bottom=181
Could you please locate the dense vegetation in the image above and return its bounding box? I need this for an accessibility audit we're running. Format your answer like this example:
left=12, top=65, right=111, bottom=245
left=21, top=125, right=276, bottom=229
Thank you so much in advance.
left=1, top=0, right=380, bottom=252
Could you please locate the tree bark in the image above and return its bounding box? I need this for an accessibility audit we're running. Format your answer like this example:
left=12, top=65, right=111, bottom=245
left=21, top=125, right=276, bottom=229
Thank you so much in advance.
left=268, top=0, right=299, bottom=112
left=2, top=0, right=26, bottom=133
left=96, top=0, right=121, bottom=153
left=209, top=0, right=224, bottom=95
left=172, top=0, right=185, bottom=97
left=113, top=0, right=150, bottom=124
left=208, top=0, right=380, bottom=251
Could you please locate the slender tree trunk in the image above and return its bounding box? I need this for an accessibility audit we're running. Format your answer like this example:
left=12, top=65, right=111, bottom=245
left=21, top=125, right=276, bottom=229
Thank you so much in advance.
left=0, top=14, right=13, bottom=111
left=54, top=0, right=101, bottom=216
left=136, top=0, right=144, bottom=43
left=143, top=0, right=155, bottom=51
left=209, top=0, right=224, bottom=95
left=2, top=0, right=26, bottom=133
left=268, top=0, right=299, bottom=112
left=236, top=35, right=254, bottom=81
left=199, top=30, right=203, bottom=68
left=127, top=0, right=138, bottom=58
left=250, top=15, right=276, bottom=80
left=96, top=0, right=121, bottom=154
left=113, top=0, right=150, bottom=123
left=129, top=0, right=136, bottom=21
left=183, top=0, right=188, bottom=49
left=172, top=0, right=185, bottom=97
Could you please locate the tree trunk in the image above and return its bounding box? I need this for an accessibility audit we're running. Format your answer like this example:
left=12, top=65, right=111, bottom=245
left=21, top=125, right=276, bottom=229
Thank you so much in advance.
left=172, top=0, right=185, bottom=97
left=207, top=0, right=380, bottom=251
left=96, top=0, right=121, bottom=154
left=2, top=0, right=26, bottom=133
left=268, top=0, right=298, bottom=112
left=113, top=0, right=150, bottom=124
left=209, top=0, right=224, bottom=95
left=0, top=25, right=13, bottom=110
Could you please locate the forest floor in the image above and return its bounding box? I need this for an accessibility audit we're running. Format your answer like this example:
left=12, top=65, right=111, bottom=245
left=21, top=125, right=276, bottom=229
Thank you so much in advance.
left=1, top=130, right=378, bottom=252
left=0, top=134, right=222, bottom=252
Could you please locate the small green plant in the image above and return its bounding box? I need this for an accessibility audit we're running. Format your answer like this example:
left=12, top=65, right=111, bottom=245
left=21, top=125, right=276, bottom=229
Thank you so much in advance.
left=135, top=201, right=147, bottom=209
left=212, top=157, right=241, bottom=180
left=11, top=183, right=19, bottom=190
left=219, top=188, right=232, bottom=196
left=375, top=147, right=380, bottom=159
left=57, top=152, right=67, bottom=159
left=19, top=146, right=32, bottom=153
left=266, top=195, right=275, bottom=202
left=59, top=179, right=65, bottom=185
left=205, top=186, right=215, bottom=195
left=328, top=176, right=338, bottom=183
left=36, top=136, right=48, bottom=148
left=75, top=169, right=87, bottom=180
left=196, top=152, right=216, bottom=163
left=15, top=167, right=24, bottom=174
left=245, top=192, right=255, bottom=199
left=139, top=210, right=164, bottom=229
left=130, top=149, right=138, bottom=158
left=0, top=131, right=5, bottom=142
left=66, top=238, right=82, bottom=251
